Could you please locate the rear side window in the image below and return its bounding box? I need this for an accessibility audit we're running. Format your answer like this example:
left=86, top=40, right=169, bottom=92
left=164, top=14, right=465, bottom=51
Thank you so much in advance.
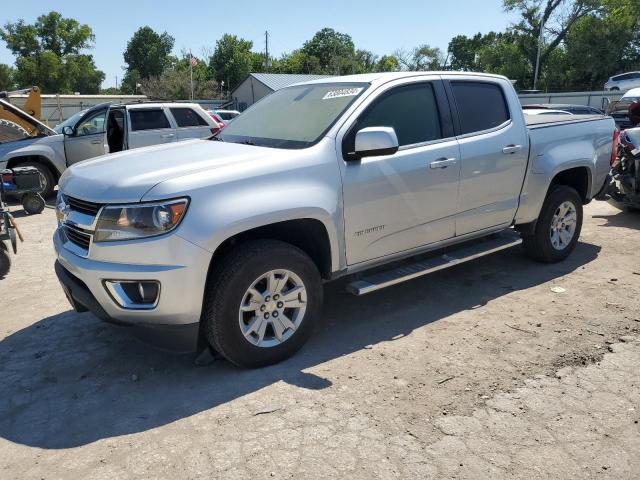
left=170, top=108, right=208, bottom=127
left=130, top=109, right=171, bottom=131
left=451, top=81, right=510, bottom=135
left=352, top=83, right=442, bottom=148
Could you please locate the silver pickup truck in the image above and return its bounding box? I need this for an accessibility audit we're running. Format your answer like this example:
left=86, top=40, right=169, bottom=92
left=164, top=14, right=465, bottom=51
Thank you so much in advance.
left=0, top=102, right=217, bottom=197
left=53, top=72, right=615, bottom=367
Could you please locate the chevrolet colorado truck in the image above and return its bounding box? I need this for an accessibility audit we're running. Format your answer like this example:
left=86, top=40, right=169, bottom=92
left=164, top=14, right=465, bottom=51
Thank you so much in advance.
left=53, top=72, right=616, bottom=367
left=0, top=102, right=218, bottom=197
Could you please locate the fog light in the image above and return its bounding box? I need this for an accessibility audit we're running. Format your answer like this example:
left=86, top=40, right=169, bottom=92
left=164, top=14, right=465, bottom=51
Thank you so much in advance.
left=104, top=280, right=160, bottom=310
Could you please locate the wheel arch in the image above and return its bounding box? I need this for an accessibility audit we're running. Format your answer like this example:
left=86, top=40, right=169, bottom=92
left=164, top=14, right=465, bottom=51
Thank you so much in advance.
left=549, top=166, right=591, bottom=203
left=6, top=154, right=61, bottom=182
left=207, top=218, right=334, bottom=282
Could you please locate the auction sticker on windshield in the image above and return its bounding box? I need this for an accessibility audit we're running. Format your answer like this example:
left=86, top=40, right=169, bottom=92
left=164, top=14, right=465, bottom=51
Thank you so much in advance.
left=323, top=88, right=363, bottom=100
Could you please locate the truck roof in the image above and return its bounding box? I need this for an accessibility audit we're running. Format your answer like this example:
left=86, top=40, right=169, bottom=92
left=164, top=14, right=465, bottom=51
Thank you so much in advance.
left=294, top=71, right=509, bottom=87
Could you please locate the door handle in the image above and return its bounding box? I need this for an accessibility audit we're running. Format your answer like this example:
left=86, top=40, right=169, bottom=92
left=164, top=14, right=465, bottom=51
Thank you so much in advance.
left=429, top=157, right=457, bottom=169
left=90, top=139, right=102, bottom=144
left=161, top=133, right=175, bottom=138
left=502, top=144, right=522, bottom=154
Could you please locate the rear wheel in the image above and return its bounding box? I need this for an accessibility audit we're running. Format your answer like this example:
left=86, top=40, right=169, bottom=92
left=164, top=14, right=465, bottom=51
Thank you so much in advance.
left=522, top=185, right=583, bottom=263
left=203, top=240, right=323, bottom=368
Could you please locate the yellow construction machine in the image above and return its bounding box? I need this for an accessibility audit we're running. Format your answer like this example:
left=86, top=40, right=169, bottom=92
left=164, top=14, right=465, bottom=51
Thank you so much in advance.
left=0, top=86, right=45, bottom=141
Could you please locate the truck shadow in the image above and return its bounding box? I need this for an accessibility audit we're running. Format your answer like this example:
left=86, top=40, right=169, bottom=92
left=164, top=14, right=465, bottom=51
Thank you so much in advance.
left=0, top=242, right=600, bottom=449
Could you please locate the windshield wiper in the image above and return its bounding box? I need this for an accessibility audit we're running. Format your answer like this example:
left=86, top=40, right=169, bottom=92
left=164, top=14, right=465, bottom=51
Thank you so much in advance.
left=210, top=135, right=224, bottom=142
left=238, top=140, right=256, bottom=146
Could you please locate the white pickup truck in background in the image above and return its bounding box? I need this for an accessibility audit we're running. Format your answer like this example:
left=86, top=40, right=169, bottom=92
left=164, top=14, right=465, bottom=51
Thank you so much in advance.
left=53, top=72, right=616, bottom=367
left=0, top=103, right=218, bottom=197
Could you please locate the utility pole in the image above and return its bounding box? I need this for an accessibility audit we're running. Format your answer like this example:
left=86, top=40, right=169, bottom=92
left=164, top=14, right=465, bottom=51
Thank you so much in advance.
left=115, top=75, right=118, bottom=90
left=533, top=14, right=545, bottom=90
left=264, top=30, right=270, bottom=72
left=189, top=50, right=194, bottom=100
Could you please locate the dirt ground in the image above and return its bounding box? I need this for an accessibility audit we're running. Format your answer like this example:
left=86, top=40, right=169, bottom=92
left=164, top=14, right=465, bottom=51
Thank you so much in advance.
left=0, top=200, right=639, bottom=480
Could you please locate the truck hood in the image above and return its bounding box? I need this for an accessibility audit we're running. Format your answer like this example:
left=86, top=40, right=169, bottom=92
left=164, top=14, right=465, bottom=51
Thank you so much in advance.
left=59, top=139, right=279, bottom=203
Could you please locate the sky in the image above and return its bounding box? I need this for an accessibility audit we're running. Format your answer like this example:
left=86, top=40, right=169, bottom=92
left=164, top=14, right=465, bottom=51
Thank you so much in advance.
left=0, top=0, right=520, bottom=89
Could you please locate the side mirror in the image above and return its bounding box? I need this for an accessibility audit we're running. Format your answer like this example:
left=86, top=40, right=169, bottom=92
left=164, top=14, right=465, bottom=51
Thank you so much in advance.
left=353, top=127, right=399, bottom=159
left=62, top=126, right=74, bottom=136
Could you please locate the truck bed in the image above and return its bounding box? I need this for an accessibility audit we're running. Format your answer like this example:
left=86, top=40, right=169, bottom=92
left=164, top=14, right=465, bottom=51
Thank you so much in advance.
left=524, top=114, right=606, bottom=129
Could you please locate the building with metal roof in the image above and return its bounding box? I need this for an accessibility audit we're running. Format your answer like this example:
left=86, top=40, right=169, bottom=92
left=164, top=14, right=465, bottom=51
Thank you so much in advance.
left=230, top=73, right=331, bottom=111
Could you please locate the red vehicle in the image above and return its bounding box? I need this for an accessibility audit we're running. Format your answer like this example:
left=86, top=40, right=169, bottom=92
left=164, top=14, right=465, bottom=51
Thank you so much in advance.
left=598, top=102, right=640, bottom=209
left=206, top=110, right=225, bottom=134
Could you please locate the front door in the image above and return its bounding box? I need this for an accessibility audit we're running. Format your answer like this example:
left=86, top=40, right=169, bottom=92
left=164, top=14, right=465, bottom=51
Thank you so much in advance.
left=64, top=106, right=109, bottom=165
left=339, top=80, right=461, bottom=265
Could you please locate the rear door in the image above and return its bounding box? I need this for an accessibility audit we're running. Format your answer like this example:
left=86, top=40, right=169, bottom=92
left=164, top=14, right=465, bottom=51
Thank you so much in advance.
left=127, top=107, right=177, bottom=149
left=444, top=78, right=529, bottom=236
left=64, top=104, right=110, bottom=165
left=168, top=106, right=213, bottom=141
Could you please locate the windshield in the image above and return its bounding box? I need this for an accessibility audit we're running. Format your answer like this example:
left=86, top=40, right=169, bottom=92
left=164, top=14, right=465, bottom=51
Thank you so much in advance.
left=53, top=109, right=88, bottom=134
left=217, top=82, right=368, bottom=149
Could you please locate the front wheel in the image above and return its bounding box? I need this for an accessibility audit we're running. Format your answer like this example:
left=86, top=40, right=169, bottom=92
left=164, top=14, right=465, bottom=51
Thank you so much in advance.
left=203, top=240, right=323, bottom=368
left=522, top=185, right=583, bottom=263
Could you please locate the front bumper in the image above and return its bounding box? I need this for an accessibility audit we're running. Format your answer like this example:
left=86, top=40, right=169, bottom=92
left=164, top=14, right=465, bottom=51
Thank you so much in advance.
left=54, top=227, right=211, bottom=342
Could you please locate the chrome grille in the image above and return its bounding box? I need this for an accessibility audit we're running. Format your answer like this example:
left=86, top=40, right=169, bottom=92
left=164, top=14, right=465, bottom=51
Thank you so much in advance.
left=65, top=195, right=102, bottom=216
left=64, top=225, right=91, bottom=250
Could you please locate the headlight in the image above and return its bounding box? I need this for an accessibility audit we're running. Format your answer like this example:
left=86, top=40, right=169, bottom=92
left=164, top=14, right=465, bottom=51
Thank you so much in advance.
left=94, top=198, right=188, bottom=242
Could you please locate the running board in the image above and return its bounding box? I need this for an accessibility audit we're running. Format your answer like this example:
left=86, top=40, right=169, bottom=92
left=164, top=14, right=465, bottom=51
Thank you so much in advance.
left=346, top=229, right=523, bottom=296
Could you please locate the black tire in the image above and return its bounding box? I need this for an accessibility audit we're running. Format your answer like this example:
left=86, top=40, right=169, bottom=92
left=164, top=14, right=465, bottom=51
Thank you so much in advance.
left=203, top=240, right=323, bottom=368
left=0, top=119, right=28, bottom=142
left=21, top=193, right=46, bottom=214
left=15, top=161, right=55, bottom=199
left=522, top=185, right=583, bottom=263
left=0, top=242, right=10, bottom=279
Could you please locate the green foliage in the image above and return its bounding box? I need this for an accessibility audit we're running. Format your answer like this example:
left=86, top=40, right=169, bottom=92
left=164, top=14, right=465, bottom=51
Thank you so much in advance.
left=0, top=11, right=104, bottom=93
left=376, top=55, right=400, bottom=72
left=122, top=26, right=174, bottom=93
left=140, top=53, right=218, bottom=100
left=395, top=45, right=443, bottom=71
left=0, top=64, right=15, bottom=90
left=446, top=0, right=640, bottom=91
left=208, top=34, right=261, bottom=90
left=300, top=28, right=356, bottom=74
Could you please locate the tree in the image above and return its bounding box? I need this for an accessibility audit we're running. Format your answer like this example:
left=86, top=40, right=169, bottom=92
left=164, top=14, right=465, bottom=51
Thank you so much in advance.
left=448, top=33, right=501, bottom=71
left=376, top=55, right=400, bottom=72
left=0, top=11, right=104, bottom=93
left=301, top=28, right=356, bottom=74
left=141, top=52, right=218, bottom=100
left=122, top=26, right=174, bottom=93
left=395, top=44, right=444, bottom=71
left=208, top=34, right=260, bottom=90
left=504, top=0, right=601, bottom=83
left=0, top=64, right=15, bottom=90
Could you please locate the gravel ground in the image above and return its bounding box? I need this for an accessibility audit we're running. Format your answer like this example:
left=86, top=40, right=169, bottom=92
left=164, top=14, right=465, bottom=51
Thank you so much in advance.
left=0, top=200, right=639, bottom=479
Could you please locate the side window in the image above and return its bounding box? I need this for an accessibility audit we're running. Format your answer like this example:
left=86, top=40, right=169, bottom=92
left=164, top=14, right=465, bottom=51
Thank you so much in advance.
left=451, top=81, right=510, bottom=135
left=346, top=83, right=442, bottom=153
left=170, top=108, right=208, bottom=127
left=129, top=109, right=171, bottom=131
left=75, top=109, right=107, bottom=136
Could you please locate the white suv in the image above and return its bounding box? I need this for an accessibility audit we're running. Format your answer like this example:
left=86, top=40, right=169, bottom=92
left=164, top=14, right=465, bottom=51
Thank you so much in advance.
left=605, top=72, right=640, bottom=92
